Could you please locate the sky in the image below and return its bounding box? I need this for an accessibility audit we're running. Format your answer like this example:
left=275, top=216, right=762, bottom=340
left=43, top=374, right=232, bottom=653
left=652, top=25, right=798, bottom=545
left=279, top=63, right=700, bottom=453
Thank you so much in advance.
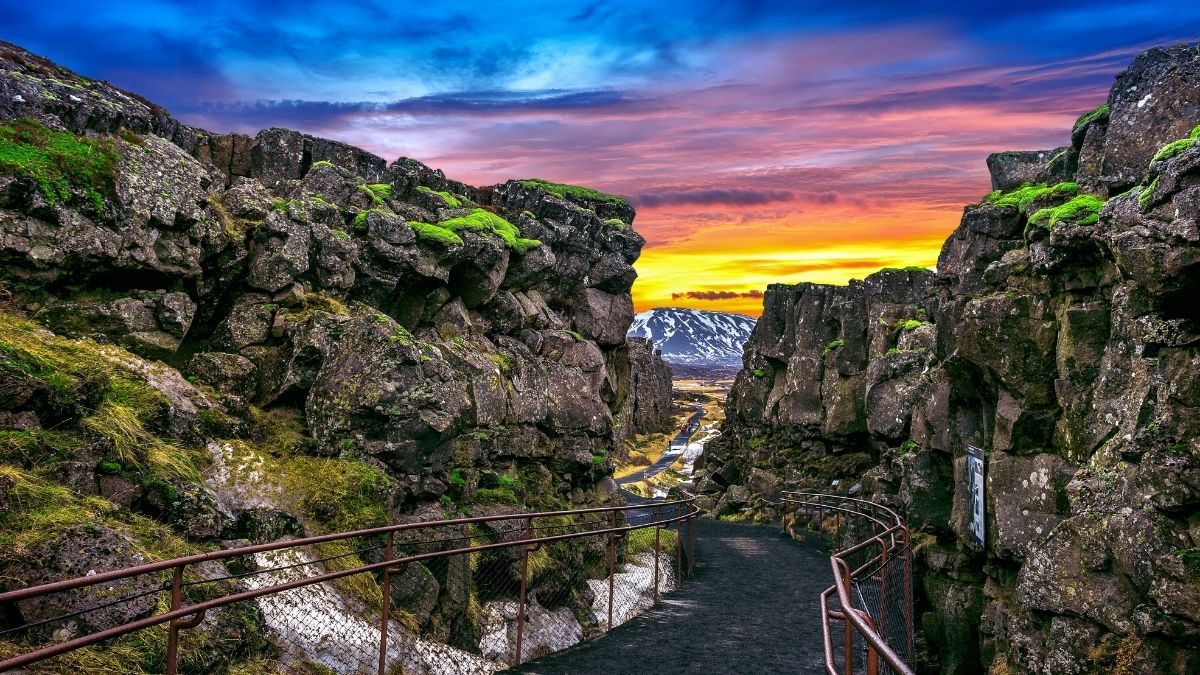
left=4, top=2, right=1198, bottom=316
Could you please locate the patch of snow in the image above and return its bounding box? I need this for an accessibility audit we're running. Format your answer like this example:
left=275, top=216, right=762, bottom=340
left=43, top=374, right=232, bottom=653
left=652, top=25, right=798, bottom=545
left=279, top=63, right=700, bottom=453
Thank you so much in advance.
left=245, top=548, right=500, bottom=674
left=587, top=552, right=676, bottom=630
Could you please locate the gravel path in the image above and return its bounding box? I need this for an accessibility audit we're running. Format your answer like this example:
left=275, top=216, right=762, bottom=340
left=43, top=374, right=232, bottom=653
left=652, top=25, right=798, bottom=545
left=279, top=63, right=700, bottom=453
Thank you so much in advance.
left=510, top=518, right=830, bottom=674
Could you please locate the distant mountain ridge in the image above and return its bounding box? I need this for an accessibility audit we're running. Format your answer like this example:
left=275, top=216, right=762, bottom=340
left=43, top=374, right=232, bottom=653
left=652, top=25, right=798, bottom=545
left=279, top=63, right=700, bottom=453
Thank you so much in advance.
left=627, top=308, right=756, bottom=367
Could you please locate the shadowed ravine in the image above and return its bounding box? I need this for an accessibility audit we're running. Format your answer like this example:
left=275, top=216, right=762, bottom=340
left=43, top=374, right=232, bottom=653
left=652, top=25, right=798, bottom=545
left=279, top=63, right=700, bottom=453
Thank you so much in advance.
left=511, top=519, right=829, bottom=674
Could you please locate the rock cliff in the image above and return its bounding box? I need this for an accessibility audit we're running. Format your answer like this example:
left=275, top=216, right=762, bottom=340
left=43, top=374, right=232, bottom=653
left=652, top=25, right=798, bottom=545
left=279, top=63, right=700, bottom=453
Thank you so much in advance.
left=0, top=40, right=669, bottom=667
left=698, top=43, right=1200, bottom=674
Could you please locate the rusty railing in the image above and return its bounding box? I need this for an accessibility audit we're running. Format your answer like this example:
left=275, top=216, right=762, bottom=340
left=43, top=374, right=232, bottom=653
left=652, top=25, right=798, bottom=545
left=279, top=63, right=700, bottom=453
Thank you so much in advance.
left=780, top=492, right=914, bottom=675
left=0, top=494, right=698, bottom=674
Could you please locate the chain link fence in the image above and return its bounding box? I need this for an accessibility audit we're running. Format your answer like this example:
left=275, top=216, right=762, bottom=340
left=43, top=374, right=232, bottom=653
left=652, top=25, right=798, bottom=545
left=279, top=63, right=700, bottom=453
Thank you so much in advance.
left=778, top=493, right=914, bottom=675
left=0, top=499, right=695, bottom=674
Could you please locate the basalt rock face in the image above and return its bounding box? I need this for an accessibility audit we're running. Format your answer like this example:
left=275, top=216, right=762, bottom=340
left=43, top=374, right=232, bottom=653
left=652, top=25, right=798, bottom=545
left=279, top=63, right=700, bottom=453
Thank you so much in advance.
left=699, top=43, right=1200, bottom=674
left=0, top=40, right=655, bottom=651
left=614, top=337, right=674, bottom=444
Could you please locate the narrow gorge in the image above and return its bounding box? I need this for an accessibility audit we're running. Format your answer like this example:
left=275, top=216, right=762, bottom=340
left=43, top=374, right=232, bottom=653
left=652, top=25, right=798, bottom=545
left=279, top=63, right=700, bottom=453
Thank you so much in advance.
left=697, top=44, right=1200, bottom=674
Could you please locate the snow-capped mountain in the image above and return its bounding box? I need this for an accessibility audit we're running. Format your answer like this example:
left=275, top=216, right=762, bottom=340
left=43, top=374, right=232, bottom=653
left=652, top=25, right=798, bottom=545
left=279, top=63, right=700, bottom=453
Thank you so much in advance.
left=627, top=308, right=757, bottom=367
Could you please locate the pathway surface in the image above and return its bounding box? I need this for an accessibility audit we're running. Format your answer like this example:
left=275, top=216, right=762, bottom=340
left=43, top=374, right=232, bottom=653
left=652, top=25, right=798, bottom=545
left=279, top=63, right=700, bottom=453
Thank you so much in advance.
left=510, top=518, right=830, bottom=674
left=615, top=406, right=706, bottom=486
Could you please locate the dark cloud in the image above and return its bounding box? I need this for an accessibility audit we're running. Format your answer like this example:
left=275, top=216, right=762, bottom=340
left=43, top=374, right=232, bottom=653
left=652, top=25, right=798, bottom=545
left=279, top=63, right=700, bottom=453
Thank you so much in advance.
left=635, top=188, right=794, bottom=207
left=671, top=290, right=765, bottom=301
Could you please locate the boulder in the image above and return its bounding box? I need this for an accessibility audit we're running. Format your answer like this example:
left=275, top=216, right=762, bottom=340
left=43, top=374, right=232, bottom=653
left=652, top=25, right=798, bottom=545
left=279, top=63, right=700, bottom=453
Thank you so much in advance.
left=9, top=525, right=158, bottom=637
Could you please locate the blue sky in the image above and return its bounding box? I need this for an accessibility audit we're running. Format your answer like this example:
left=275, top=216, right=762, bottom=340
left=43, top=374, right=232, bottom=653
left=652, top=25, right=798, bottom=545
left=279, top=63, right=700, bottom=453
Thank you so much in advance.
left=3, top=1, right=1196, bottom=313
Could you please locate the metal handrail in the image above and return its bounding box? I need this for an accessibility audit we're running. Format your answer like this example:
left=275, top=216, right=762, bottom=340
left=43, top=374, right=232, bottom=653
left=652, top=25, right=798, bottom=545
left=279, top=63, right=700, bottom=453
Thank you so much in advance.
left=0, top=494, right=699, bottom=673
left=781, top=491, right=915, bottom=675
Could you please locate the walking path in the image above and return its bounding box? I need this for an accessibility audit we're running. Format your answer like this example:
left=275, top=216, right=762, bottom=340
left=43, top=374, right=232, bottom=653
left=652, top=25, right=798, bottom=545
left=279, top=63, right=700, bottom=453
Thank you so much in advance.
left=510, top=518, right=830, bottom=674
left=616, top=406, right=705, bottom=486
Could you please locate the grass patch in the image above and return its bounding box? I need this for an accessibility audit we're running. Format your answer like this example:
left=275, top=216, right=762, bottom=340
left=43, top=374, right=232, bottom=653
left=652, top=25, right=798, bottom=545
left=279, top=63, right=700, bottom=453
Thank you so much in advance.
left=1027, top=194, right=1105, bottom=234
left=416, top=185, right=462, bottom=208
left=0, top=118, right=118, bottom=211
left=519, top=178, right=628, bottom=206
left=0, top=313, right=201, bottom=480
left=1073, top=103, right=1110, bottom=134
left=625, top=526, right=678, bottom=556
left=439, top=208, right=541, bottom=253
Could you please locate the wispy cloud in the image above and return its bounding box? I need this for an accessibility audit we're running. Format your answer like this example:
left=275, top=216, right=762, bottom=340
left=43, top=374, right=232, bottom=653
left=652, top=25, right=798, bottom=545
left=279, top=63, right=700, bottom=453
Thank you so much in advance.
left=5, top=2, right=1198, bottom=315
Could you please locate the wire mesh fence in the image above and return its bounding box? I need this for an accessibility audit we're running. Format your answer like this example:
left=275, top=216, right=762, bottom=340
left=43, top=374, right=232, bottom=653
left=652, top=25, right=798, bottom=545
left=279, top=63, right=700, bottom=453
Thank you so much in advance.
left=779, top=493, right=914, bottom=675
left=0, top=498, right=696, bottom=674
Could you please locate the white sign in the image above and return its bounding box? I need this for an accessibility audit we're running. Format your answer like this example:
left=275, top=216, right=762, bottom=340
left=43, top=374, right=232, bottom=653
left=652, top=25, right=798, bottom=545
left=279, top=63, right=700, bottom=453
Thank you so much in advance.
left=967, top=446, right=986, bottom=547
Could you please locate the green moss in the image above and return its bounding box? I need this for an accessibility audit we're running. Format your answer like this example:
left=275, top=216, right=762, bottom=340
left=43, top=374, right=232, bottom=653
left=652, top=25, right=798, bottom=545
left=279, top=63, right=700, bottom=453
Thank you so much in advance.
left=603, top=217, right=628, bottom=230
left=900, top=440, right=919, bottom=456
left=1139, top=176, right=1160, bottom=210
left=449, top=467, right=467, bottom=489
left=0, top=118, right=118, bottom=211
left=565, top=329, right=583, bottom=341
left=1026, top=194, right=1105, bottom=235
left=353, top=209, right=370, bottom=233
left=330, top=229, right=350, bottom=241
left=389, top=326, right=414, bottom=347
left=1151, top=137, right=1197, bottom=164
left=887, top=347, right=902, bottom=355
left=438, top=208, right=542, bottom=253
left=487, top=352, right=512, bottom=372
left=984, top=182, right=1078, bottom=212
left=899, top=319, right=929, bottom=331
left=272, top=199, right=287, bottom=212
left=752, top=368, right=767, bottom=378
left=822, top=339, right=843, bottom=356
left=1073, top=103, right=1110, bottom=134
left=407, top=221, right=463, bottom=246
left=591, top=453, right=605, bottom=468
left=519, top=178, right=627, bottom=206
left=357, top=183, right=394, bottom=206
left=309, top=160, right=336, bottom=170
left=746, top=438, right=764, bottom=449
left=416, top=185, right=462, bottom=208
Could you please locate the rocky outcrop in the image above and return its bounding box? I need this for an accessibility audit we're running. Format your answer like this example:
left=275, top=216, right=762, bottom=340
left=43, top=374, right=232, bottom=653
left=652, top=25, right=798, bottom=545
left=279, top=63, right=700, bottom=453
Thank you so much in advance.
left=614, top=337, right=674, bottom=446
left=699, top=42, right=1200, bottom=674
left=0, top=39, right=657, bottom=666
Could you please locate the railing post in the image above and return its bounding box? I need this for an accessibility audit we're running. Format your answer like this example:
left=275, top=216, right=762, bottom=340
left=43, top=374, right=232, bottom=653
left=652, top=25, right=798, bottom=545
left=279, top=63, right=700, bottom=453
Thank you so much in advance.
left=653, top=505, right=661, bottom=602
left=378, top=531, right=394, bottom=675
left=675, top=506, right=683, bottom=582
left=842, top=561, right=854, bottom=675
left=514, top=516, right=532, bottom=666
left=687, top=508, right=696, bottom=577
left=607, top=510, right=617, bottom=631
left=166, top=564, right=184, bottom=675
